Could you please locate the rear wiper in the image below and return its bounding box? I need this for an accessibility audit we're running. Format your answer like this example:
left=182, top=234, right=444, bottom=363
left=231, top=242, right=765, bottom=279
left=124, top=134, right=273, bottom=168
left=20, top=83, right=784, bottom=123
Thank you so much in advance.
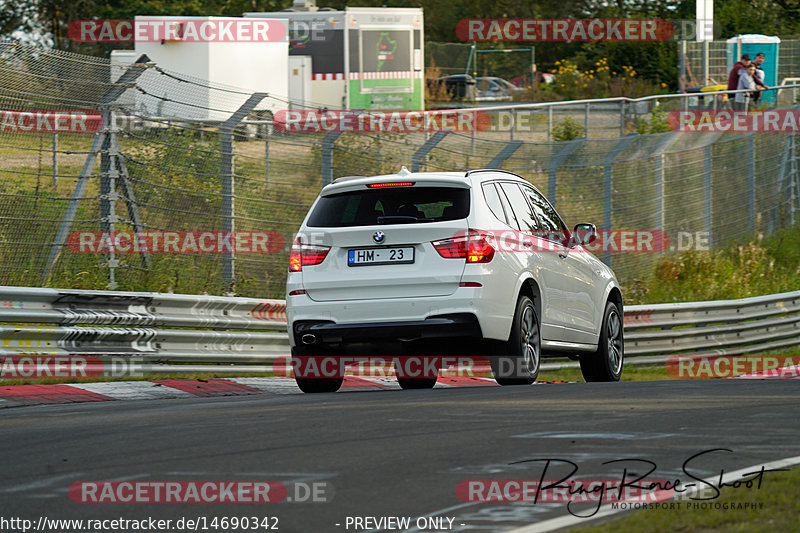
left=377, top=216, right=433, bottom=224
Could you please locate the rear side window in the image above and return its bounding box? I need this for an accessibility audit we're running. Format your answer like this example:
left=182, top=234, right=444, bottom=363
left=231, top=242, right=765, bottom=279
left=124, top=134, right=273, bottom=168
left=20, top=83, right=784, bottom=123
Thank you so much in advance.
left=499, top=182, right=540, bottom=232
left=306, top=187, right=470, bottom=227
left=481, top=183, right=508, bottom=225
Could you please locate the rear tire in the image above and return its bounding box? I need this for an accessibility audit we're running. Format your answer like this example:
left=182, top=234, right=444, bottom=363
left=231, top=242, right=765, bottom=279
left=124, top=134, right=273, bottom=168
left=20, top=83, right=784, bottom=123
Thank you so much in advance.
left=295, top=376, right=344, bottom=393
left=394, top=352, right=439, bottom=390
left=492, top=296, right=540, bottom=385
left=292, top=345, right=344, bottom=393
left=580, top=301, right=624, bottom=382
left=397, top=376, right=438, bottom=389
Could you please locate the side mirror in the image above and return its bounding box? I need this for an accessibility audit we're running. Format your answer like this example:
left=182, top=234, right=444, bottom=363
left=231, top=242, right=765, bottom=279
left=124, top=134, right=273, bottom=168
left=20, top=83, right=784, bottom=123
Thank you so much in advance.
left=572, top=223, right=597, bottom=247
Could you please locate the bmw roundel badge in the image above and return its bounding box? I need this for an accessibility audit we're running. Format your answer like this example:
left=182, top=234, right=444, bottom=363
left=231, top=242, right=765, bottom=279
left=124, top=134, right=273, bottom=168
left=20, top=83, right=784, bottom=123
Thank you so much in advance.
left=373, top=231, right=385, bottom=244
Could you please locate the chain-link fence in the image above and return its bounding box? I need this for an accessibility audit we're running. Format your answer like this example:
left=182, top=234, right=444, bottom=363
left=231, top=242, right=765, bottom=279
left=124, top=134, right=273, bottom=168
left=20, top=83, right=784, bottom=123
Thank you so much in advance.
left=1, top=41, right=798, bottom=299
left=683, top=37, right=800, bottom=91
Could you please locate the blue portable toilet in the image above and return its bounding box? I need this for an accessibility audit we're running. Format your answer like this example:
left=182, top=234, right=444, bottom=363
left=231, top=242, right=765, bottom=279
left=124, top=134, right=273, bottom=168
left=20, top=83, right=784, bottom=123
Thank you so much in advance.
left=726, top=34, right=781, bottom=105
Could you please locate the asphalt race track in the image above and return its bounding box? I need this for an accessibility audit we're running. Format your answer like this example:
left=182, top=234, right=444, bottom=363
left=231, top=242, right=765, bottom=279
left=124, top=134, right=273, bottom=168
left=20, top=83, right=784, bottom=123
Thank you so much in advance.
left=1, top=379, right=798, bottom=533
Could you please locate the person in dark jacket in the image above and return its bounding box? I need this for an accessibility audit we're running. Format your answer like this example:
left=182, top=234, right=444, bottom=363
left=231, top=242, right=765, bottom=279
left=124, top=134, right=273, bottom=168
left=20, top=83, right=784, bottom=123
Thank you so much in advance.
left=727, top=54, right=751, bottom=92
left=727, top=53, right=770, bottom=95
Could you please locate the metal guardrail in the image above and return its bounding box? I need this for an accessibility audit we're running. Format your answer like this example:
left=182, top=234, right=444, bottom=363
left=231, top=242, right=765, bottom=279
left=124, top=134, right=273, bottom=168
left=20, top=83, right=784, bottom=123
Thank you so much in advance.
left=0, top=287, right=288, bottom=365
left=1, top=287, right=798, bottom=373
left=624, top=290, right=800, bottom=358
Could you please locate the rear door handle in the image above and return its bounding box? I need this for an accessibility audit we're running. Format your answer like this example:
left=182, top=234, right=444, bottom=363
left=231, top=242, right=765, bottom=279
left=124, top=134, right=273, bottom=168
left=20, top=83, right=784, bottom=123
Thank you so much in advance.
left=558, top=252, right=568, bottom=259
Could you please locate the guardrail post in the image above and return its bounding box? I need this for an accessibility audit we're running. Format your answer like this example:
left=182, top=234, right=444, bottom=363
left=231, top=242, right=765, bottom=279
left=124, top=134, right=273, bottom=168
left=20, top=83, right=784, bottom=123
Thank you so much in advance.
left=547, top=106, right=553, bottom=142
left=603, top=133, right=639, bottom=267
left=619, top=101, right=626, bottom=137
left=103, top=111, right=120, bottom=288
left=265, top=127, right=270, bottom=184
left=772, top=133, right=793, bottom=235
left=547, top=137, right=584, bottom=206
left=704, top=143, right=713, bottom=245
left=652, top=132, right=679, bottom=242
left=411, top=131, right=448, bottom=172
left=52, top=133, right=58, bottom=188
left=584, top=103, right=590, bottom=138
left=220, top=93, right=268, bottom=293
left=43, top=54, right=151, bottom=284
left=791, top=133, right=798, bottom=225
left=746, top=133, right=756, bottom=232
left=321, top=131, right=343, bottom=186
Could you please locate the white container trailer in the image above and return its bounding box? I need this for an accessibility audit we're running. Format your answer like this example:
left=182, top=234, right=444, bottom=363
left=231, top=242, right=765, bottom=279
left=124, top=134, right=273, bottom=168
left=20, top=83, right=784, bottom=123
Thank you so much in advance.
left=112, top=16, right=289, bottom=122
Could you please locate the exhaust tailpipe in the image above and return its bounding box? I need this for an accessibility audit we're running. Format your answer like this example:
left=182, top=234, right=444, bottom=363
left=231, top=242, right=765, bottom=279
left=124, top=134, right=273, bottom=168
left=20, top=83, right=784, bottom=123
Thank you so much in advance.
left=301, top=334, right=317, bottom=345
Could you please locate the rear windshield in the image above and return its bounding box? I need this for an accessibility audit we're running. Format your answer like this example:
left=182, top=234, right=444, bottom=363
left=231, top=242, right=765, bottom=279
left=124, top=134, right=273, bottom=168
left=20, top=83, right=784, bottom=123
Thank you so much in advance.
left=307, top=186, right=470, bottom=227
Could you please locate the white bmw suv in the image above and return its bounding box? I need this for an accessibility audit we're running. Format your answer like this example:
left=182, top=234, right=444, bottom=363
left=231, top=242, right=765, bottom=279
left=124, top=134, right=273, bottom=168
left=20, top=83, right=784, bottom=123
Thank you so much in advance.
left=286, top=168, right=624, bottom=392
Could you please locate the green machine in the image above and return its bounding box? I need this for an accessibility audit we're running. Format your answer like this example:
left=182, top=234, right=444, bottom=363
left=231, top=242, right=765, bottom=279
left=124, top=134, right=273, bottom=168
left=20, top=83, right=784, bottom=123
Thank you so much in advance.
left=246, top=4, right=424, bottom=111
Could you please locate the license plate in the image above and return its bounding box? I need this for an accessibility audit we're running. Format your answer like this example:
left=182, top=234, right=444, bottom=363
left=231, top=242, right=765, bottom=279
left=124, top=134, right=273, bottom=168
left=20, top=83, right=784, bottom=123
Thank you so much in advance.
left=347, top=246, right=415, bottom=266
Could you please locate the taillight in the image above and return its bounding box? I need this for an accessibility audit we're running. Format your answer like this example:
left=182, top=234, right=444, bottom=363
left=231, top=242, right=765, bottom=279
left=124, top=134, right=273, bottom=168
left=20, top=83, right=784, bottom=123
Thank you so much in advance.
left=467, top=234, right=495, bottom=263
left=289, top=240, right=330, bottom=272
left=432, top=230, right=494, bottom=263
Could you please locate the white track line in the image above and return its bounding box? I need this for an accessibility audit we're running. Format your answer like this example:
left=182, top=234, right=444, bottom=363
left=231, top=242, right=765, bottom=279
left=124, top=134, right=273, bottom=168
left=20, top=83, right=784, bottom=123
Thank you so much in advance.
left=228, top=377, right=303, bottom=394
left=735, top=364, right=800, bottom=379
left=67, top=381, right=195, bottom=400
left=504, top=454, right=800, bottom=533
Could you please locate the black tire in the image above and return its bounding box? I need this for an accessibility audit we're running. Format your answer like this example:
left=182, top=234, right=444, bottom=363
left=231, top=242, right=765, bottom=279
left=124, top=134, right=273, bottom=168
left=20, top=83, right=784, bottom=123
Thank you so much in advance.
left=397, top=376, right=438, bottom=389
left=394, top=353, right=439, bottom=390
left=292, top=346, right=343, bottom=393
left=295, top=376, right=343, bottom=393
left=491, top=296, right=540, bottom=385
left=580, top=301, right=624, bottom=382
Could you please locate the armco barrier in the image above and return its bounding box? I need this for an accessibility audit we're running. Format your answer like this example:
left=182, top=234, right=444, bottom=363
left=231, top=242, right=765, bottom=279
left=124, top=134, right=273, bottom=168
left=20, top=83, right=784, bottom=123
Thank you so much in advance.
left=1, top=287, right=798, bottom=371
left=0, top=287, right=288, bottom=364
left=623, top=290, right=800, bottom=357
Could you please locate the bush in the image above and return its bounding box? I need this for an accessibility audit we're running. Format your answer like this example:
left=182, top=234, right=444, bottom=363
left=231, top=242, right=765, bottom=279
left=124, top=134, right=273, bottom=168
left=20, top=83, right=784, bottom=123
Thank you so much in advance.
left=635, top=105, right=673, bottom=134
left=552, top=116, right=585, bottom=141
left=628, top=225, right=800, bottom=304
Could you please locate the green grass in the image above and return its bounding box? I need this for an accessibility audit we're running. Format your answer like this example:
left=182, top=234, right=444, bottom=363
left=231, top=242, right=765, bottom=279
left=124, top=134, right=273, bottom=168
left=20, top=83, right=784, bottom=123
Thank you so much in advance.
left=0, top=371, right=278, bottom=386
left=570, top=466, right=800, bottom=533
left=539, top=363, right=670, bottom=383
left=9, top=348, right=799, bottom=386
left=539, top=347, right=800, bottom=383
left=628, top=224, right=800, bottom=305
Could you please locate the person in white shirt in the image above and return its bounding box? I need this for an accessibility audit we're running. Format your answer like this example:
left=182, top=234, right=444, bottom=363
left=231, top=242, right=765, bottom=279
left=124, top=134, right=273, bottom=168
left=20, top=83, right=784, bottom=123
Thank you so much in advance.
left=735, top=65, right=760, bottom=110
left=752, top=52, right=767, bottom=104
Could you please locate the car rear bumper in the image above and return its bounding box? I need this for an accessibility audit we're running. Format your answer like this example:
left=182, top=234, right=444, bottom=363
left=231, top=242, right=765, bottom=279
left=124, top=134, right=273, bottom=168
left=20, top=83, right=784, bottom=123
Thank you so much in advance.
left=286, top=289, right=510, bottom=347
left=293, top=314, right=482, bottom=346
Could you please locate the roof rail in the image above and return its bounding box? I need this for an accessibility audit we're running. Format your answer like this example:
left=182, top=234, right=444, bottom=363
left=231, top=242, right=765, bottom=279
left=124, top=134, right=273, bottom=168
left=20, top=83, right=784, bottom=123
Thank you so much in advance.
left=465, top=169, right=525, bottom=179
